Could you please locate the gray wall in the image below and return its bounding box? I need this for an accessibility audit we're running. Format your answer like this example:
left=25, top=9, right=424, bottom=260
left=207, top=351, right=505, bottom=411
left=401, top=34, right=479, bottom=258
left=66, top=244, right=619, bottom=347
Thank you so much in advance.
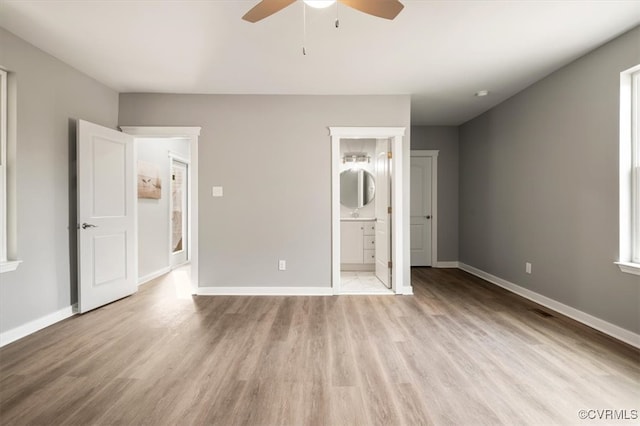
left=119, top=94, right=411, bottom=288
left=0, top=29, right=119, bottom=333
left=137, top=138, right=190, bottom=280
left=411, top=126, right=459, bottom=262
left=459, top=27, right=640, bottom=333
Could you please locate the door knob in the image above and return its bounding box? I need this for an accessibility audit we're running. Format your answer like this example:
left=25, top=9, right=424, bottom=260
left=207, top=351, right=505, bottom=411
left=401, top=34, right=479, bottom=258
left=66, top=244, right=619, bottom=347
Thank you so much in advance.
left=82, top=223, right=98, bottom=229
left=425, top=215, right=431, bottom=219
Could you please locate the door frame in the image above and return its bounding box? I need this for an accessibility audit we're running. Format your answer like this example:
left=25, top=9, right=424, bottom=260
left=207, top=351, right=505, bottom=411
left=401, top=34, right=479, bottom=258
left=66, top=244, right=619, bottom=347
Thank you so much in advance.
left=120, top=126, right=201, bottom=294
left=168, top=152, right=190, bottom=269
left=330, top=127, right=406, bottom=295
left=410, top=150, right=439, bottom=267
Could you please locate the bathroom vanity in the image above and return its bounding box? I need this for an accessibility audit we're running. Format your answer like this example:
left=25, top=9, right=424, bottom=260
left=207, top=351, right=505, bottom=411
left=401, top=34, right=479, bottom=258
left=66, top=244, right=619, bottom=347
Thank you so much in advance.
left=340, top=219, right=376, bottom=270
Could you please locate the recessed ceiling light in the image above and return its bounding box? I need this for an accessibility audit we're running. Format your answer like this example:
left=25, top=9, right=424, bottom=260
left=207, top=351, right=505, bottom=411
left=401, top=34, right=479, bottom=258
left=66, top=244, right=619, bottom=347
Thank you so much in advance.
left=475, top=90, right=490, bottom=97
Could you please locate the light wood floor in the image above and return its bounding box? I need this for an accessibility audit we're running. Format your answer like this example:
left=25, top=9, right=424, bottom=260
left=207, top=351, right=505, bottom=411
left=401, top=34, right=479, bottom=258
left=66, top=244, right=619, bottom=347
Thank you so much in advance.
left=1, top=267, right=638, bottom=425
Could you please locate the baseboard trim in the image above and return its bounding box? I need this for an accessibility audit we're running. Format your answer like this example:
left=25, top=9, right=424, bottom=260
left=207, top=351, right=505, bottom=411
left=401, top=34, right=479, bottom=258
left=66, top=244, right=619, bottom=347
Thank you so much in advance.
left=401, top=286, right=414, bottom=295
left=197, top=286, right=334, bottom=296
left=138, top=267, right=171, bottom=286
left=0, top=305, right=77, bottom=348
left=458, top=263, right=640, bottom=349
left=436, top=261, right=460, bottom=268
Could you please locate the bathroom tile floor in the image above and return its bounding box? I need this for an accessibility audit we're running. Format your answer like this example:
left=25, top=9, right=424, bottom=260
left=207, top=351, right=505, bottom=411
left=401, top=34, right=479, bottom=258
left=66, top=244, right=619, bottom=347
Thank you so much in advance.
left=340, top=271, right=393, bottom=294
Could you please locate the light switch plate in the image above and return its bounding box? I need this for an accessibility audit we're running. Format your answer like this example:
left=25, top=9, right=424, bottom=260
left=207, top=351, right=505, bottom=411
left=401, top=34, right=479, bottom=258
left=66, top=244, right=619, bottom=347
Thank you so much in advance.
left=212, top=186, right=223, bottom=197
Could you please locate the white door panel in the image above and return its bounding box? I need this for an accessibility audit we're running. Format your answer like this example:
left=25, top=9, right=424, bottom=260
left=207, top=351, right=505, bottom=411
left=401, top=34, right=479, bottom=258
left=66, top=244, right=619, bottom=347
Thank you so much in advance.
left=410, top=156, right=432, bottom=266
left=410, top=224, right=425, bottom=250
left=78, top=120, right=136, bottom=313
left=93, top=233, right=128, bottom=285
left=92, top=137, right=127, bottom=217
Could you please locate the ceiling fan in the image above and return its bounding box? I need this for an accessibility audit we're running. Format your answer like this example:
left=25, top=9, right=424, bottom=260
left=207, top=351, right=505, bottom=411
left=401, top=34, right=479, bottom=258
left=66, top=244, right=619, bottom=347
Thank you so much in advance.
left=242, top=0, right=404, bottom=23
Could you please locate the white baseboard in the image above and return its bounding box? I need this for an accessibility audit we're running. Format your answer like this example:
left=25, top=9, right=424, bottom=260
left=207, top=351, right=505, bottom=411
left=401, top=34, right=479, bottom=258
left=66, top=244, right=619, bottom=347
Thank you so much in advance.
left=401, top=286, right=414, bottom=295
left=436, top=261, right=460, bottom=268
left=0, top=305, right=76, bottom=348
left=138, top=266, right=171, bottom=286
left=197, top=286, right=334, bottom=296
left=459, top=263, right=640, bottom=349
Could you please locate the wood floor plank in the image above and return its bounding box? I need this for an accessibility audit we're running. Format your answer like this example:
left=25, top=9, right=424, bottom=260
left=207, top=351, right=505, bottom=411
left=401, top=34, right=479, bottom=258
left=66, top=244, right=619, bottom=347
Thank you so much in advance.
left=1, top=267, right=638, bottom=425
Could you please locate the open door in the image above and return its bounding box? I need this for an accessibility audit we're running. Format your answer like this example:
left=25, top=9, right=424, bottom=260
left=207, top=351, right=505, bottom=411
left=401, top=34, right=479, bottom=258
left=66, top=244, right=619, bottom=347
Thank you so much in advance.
left=170, top=157, right=188, bottom=267
left=77, top=120, right=137, bottom=313
left=375, top=139, right=391, bottom=288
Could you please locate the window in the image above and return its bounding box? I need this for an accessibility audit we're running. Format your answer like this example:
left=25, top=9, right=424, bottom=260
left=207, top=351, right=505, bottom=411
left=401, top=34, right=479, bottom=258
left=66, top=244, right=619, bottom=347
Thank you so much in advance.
left=617, top=65, right=640, bottom=276
left=633, top=70, right=640, bottom=264
left=0, top=68, right=20, bottom=273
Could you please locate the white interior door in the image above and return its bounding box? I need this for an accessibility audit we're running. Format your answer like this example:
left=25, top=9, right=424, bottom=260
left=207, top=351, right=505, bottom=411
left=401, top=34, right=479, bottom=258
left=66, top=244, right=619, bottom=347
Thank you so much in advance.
left=410, top=156, right=432, bottom=266
left=375, top=139, right=391, bottom=287
left=170, top=159, right=188, bottom=267
left=78, top=120, right=136, bottom=313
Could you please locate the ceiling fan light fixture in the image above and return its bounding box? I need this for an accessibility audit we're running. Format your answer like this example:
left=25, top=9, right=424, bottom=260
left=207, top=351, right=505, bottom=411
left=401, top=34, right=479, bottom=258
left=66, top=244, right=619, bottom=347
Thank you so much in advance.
left=303, top=0, right=336, bottom=9
left=242, top=0, right=403, bottom=23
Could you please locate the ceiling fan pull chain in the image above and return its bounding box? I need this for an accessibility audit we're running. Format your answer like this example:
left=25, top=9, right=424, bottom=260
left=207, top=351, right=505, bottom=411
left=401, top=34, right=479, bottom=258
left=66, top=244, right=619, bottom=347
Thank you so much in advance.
left=302, top=2, right=307, bottom=55
left=335, top=1, right=340, bottom=28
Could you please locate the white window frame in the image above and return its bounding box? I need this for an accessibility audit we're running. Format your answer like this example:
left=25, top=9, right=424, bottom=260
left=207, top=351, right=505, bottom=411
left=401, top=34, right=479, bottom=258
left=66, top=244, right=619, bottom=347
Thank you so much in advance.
left=0, top=68, right=20, bottom=273
left=617, top=65, right=640, bottom=276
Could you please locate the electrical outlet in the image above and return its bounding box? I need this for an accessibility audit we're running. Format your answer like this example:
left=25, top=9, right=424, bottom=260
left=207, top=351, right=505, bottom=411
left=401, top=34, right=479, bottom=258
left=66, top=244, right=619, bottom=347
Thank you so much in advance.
left=525, top=262, right=532, bottom=274
left=278, top=260, right=286, bottom=271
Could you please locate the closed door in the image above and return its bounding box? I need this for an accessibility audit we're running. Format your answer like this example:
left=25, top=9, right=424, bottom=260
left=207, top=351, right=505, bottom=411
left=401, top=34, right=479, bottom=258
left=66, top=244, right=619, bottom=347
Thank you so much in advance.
left=170, top=159, right=188, bottom=267
left=410, top=156, right=432, bottom=266
left=77, top=120, right=137, bottom=313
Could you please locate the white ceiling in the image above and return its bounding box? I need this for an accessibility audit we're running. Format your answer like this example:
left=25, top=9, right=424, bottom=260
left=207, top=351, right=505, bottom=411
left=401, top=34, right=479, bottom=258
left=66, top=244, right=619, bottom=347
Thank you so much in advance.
left=1, top=0, right=639, bottom=125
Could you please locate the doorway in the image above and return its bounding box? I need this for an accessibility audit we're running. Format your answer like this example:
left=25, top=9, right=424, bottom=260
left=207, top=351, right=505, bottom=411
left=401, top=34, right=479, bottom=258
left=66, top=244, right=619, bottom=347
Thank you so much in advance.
left=338, top=138, right=390, bottom=293
left=330, top=127, right=407, bottom=295
left=410, top=150, right=438, bottom=266
left=120, top=126, right=201, bottom=294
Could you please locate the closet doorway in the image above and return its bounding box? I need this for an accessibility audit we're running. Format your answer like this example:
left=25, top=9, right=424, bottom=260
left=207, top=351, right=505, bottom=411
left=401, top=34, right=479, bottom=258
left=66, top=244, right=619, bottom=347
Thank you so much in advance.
left=410, top=150, right=438, bottom=266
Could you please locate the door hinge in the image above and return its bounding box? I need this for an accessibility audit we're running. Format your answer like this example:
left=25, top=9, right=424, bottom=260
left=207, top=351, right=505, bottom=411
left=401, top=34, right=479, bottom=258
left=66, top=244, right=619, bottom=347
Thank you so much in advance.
left=172, top=174, right=176, bottom=181
left=388, top=261, right=393, bottom=269
left=387, top=206, right=392, bottom=214
left=387, top=151, right=392, bottom=159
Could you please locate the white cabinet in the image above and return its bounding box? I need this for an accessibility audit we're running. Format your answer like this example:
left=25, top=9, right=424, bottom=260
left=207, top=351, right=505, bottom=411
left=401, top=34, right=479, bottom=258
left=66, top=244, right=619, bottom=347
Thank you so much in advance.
left=341, top=221, right=364, bottom=263
left=341, top=220, right=376, bottom=268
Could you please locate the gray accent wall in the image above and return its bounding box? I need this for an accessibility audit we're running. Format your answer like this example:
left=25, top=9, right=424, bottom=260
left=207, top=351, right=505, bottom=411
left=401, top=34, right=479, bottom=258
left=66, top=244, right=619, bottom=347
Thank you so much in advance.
left=119, top=94, right=411, bottom=289
left=411, top=126, right=459, bottom=262
left=0, top=29, right=119, bottom=333
left=459, top=27, right=640, bottom=333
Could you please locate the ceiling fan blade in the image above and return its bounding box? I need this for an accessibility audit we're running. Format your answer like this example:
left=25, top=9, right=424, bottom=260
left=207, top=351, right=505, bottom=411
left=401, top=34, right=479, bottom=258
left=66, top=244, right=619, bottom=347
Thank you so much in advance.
left=338, top=0, right=404, bottom=20
left=242, top=0, right=297, bottom=23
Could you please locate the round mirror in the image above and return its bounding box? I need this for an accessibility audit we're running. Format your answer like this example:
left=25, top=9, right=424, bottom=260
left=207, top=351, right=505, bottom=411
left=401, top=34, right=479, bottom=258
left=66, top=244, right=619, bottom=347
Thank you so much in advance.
left=340, top=169, right=375, bottom=209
